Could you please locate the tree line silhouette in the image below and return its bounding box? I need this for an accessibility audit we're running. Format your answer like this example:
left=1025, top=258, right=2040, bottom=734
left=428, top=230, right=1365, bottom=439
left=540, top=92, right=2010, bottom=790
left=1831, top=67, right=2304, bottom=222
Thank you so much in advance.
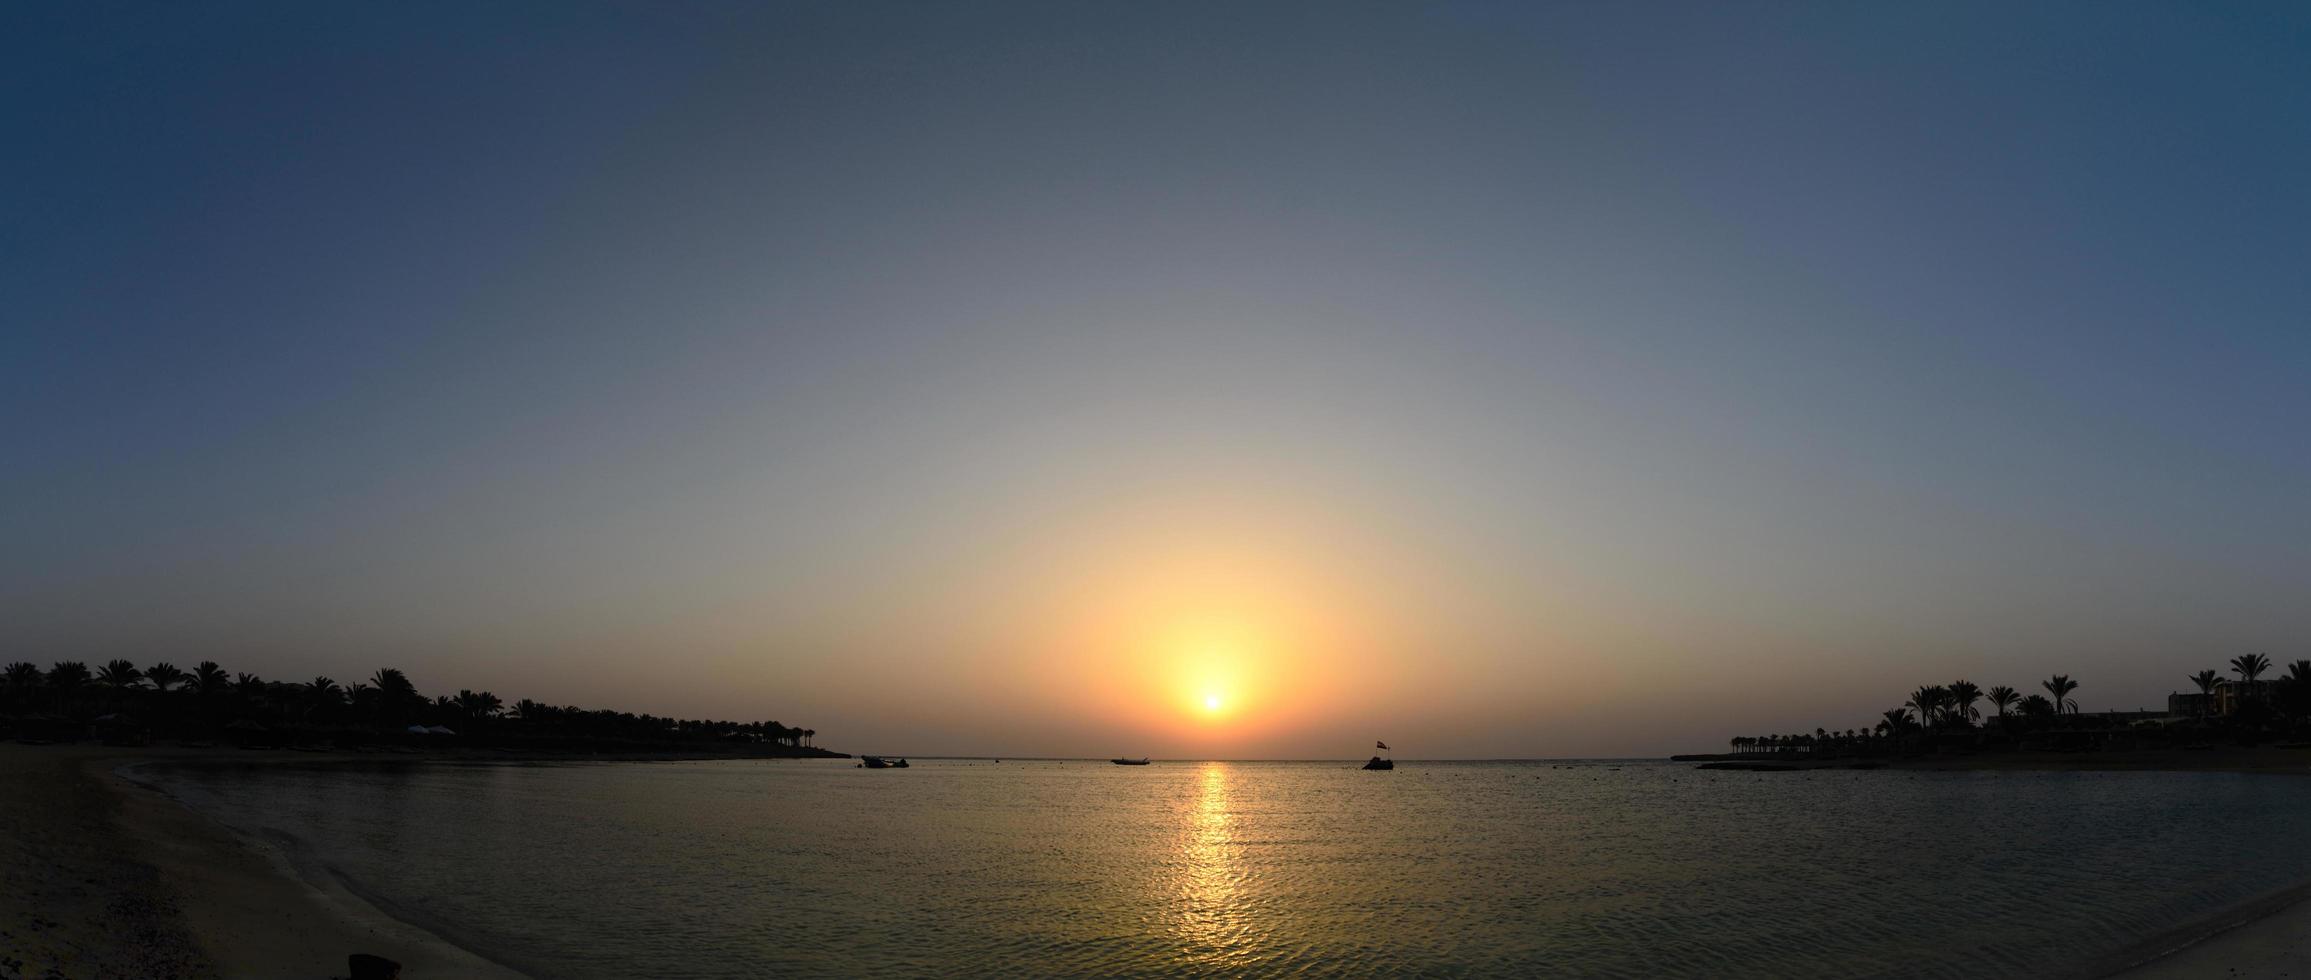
left=0, top=658, right=832, bottom=755
left=1730, top=655, right=2311, bottom=757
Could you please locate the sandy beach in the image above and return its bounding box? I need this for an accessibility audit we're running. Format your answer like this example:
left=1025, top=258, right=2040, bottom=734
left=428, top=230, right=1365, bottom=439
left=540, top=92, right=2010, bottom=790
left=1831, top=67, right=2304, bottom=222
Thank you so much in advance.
left=2100, top=881, right=2311, bottom=980
left=2, top=743, right=519, bottom=979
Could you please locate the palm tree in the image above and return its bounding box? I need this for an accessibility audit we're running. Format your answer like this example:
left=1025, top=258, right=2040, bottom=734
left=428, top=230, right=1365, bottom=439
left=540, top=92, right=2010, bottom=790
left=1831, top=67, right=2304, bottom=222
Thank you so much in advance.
left=97, top=659, right=144, bottom=691
left=47, top=661, right=91, bottom=690
left=1986, top=685, right=2020, bottom=719
left=2280, top=660, right=2311, bottom=719
left=2042, top=675, right=2078, bottom=715
left=2232, top=653, right=2272, bottom=704
left=2188, top=669, right=2222, bottom=720
left=1881, top=707, right=1917, bottom=734
left=2018, top=694, right=2056, bottom=724
left=144, top=662, right=187, bottom=693
left=45, top=661, right=90, bottom=714
left=346, top=682, right=377, bottom=722
left=2, top=662, right=39, bottom=715
left=1948, top=681, right=1983, bottom=725
left=1907, top=686, right=1948, bottom=728
left=193, top=661, right=229, bottom=697
left=453, top=689, right=503, bottom=722
left=234, top=672, right=265, bottom=698
left=304, top=677, right=342, bottom=721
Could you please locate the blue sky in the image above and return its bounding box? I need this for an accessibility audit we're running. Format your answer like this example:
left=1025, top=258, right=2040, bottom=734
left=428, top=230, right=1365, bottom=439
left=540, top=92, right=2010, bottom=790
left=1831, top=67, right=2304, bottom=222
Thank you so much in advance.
left=5, top=2, right=2308, bottom=756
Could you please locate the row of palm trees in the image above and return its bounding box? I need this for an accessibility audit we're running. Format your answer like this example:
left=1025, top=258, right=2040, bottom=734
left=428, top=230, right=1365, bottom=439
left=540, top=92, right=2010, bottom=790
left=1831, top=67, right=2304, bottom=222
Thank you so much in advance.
left=0, top=658, right=820, bottom=750
left=1733, top=655, right=2311, bottom=756
left=1887, top=675, right=2078, bottom=734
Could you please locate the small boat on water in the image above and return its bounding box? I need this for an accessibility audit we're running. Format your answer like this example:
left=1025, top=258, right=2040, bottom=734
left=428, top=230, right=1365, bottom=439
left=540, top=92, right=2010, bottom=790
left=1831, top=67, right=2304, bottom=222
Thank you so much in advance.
left=1363, top=739, right=1394, bottom=770
left=860, top=756, right=911, bottom=769
left=1111, top=757, right=1151, bottom=766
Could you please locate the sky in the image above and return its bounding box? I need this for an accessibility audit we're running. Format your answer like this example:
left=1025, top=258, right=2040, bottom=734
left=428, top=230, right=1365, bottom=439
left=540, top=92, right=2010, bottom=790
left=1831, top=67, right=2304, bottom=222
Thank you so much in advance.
left=5, top=2, right=2310, bottom=758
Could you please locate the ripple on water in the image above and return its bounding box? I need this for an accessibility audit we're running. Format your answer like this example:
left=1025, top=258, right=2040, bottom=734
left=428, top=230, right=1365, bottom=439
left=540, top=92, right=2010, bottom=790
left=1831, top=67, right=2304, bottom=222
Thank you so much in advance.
left=144, top=760, right=2311, bottom=979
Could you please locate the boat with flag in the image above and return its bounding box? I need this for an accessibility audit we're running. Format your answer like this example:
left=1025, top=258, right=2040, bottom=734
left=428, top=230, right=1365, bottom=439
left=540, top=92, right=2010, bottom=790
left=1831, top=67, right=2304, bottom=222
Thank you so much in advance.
left=1363, top=740, right=1394, bottom=770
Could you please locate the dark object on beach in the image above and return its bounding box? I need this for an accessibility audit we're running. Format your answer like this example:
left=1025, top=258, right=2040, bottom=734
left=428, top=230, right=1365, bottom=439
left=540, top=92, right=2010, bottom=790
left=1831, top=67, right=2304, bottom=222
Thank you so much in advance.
left=93, top=714, right=149, bottom=747
left=1111, top=757, right=1151, bottom=766
left=1362, top=756, right=1394, bottom=770
left=349, top=953, right=402, bottom=979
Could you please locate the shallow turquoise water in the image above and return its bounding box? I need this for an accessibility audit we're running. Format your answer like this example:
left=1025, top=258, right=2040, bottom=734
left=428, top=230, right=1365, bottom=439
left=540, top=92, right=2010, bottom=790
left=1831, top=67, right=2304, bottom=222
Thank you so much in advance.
left=143, top=759, right=2311, bottom=978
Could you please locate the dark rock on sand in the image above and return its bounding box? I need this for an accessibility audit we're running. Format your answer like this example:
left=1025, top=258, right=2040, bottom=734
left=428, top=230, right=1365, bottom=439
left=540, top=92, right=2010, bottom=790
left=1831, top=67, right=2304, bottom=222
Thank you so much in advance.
left=350, top=952, right=403, bottom=979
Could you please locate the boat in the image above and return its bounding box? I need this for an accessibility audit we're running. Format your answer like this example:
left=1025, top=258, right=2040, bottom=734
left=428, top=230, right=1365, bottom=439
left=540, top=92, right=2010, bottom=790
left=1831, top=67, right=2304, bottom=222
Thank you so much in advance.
left=861, top=756, right=909, bottom=769
left=1362, top=756, right=1394, bottom=770
left=1111, top=757, right=1151, bottom=766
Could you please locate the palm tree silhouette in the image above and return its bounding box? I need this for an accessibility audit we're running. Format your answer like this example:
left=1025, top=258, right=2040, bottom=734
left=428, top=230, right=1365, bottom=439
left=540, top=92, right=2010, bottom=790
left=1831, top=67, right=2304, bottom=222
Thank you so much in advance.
left=453, top=689, right=504, bottom=722
left=304, top=677, right=341, bottom=721
left=2188, top=669, right=2221, bottom=720
left=3, top=662, right=39, bottom=690
left=1907, top=686, right=1948, bottom=728
left=1, top=663, right=38, bottom=717
left=193, top=661, right=229, bottom=696
left=1881, top=707, right=1916, bottom=733
left=144, top=662, right=187, bottom=693
left=2042, top=675, right=2078, bottom=715
left=2232, top=653, right=2272, bottom=691
left=97, top=659, right=143, bottom=691
left=1947, top=681, right=1983, bottom=725
left=2279, top=660, right=2311, bottom=718
left=1986, top=685, right=2019, bottom=719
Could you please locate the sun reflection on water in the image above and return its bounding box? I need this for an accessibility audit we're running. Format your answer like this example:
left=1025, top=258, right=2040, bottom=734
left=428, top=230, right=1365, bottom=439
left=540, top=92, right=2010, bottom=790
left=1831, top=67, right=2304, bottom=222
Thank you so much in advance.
left=1172, top=761, right=1260, bottom=970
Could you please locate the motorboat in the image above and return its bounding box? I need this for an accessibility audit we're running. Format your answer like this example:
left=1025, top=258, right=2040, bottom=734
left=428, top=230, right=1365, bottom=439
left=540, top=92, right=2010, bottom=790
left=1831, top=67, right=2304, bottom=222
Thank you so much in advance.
left=1111, top=757, right=1151, bottom=766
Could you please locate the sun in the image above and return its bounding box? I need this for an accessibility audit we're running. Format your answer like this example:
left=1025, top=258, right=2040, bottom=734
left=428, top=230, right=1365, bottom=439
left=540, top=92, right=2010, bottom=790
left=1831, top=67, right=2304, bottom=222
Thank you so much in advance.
left=1204, top=693, right=1223, bottom=712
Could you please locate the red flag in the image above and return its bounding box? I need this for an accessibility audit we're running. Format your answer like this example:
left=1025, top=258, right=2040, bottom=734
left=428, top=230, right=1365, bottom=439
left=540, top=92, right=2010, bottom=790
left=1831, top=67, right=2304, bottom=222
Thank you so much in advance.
left=1376, top=740, right=1389, bottom=750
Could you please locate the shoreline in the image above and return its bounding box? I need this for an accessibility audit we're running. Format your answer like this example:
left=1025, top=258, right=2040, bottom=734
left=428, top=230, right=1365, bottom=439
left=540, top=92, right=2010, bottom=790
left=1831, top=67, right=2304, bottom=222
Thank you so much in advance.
left=3, top=743, right=832, bottom=979
left=1682, top=744, right=2311, bottom=978
left=2082, top=874, right=2311, bottom=980
left=1676, top=745, right=2311, bottom=775
left=109, top=751, right=529, bottom=978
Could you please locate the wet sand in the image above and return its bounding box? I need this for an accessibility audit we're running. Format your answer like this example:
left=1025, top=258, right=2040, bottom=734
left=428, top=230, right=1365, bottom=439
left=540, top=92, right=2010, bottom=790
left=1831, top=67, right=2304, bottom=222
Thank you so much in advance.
left=0, top=745, right=210, bottom=978
left=1, top=743, right=519, bottom=979
left=2101, top=882, right=2311, bottom=980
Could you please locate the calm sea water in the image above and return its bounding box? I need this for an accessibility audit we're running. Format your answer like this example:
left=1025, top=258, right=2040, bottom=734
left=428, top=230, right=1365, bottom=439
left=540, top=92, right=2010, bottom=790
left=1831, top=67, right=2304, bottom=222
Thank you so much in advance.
left=141, top=758, right=2311, bottom=978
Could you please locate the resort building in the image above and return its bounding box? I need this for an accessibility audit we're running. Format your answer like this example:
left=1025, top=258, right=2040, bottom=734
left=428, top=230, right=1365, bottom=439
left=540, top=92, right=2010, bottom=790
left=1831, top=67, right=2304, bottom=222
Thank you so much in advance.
left=2168, top=680, right=2274, bottom=718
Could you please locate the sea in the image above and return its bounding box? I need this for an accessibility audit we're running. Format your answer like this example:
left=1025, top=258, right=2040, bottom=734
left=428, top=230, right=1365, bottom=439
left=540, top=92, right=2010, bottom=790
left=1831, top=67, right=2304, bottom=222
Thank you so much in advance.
left=136, top=758, right=2311, bottom=979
